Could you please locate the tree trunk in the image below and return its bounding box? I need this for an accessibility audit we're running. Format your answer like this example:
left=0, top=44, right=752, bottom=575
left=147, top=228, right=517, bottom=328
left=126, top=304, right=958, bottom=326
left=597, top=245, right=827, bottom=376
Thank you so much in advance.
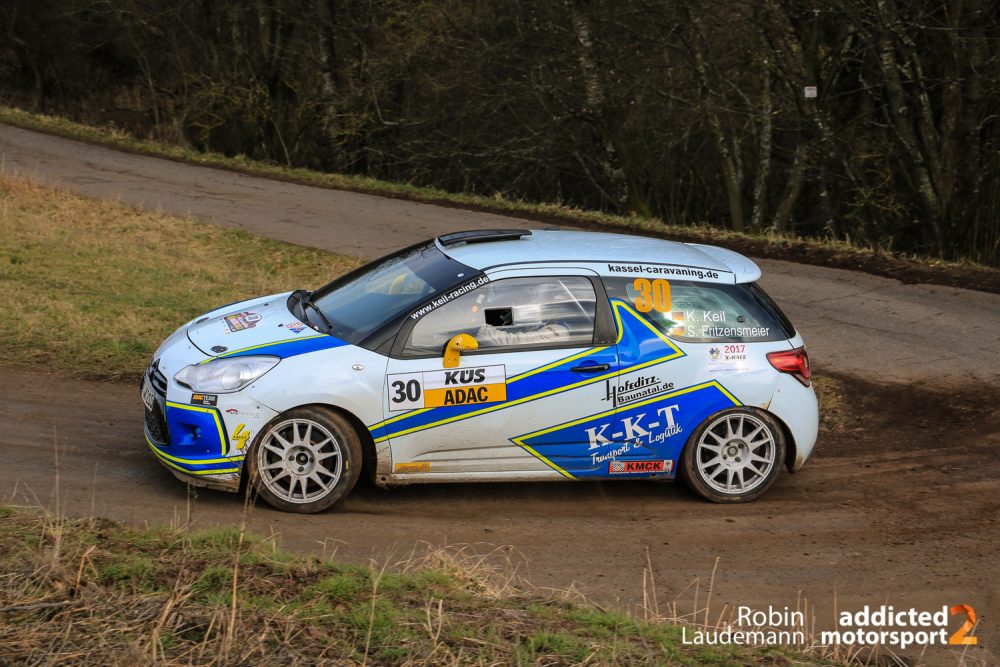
left=773, top=143, right=807, bottom=233
left=750, top=60, right=772, bottom=231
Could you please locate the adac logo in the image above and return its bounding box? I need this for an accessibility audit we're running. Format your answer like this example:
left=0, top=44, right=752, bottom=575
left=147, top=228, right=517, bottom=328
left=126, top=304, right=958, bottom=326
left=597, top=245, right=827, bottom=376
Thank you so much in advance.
left=387, top=365, right=507, bottom=411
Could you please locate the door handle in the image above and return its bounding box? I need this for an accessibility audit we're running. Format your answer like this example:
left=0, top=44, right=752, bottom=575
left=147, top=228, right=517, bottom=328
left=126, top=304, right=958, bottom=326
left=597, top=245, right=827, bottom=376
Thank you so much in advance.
left=570, top=362, right=610, bottom=373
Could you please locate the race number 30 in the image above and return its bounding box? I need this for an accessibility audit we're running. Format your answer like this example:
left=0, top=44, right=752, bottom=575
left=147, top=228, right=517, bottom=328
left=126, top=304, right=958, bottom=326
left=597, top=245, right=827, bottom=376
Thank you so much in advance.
left=632, top=278, right=672, bottom=313
left=387, top=365, right=507, bottom=411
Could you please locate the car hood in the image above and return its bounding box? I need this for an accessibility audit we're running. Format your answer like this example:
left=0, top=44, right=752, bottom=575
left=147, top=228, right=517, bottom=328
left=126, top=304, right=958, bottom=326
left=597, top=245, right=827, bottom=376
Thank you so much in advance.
left=187, top=293, right=323, bottom=357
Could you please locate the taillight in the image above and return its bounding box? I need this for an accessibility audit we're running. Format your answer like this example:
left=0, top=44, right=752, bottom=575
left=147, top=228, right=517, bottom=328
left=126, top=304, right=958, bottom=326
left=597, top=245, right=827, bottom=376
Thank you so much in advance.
left=767, top=347, right=811, bottom=386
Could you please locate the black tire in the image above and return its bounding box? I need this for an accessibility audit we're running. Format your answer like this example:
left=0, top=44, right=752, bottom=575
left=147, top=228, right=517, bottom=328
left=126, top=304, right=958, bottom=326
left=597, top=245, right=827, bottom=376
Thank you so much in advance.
left=246, top=406, right=362, bottom=513
left=680, top=407, right=786, bottom=503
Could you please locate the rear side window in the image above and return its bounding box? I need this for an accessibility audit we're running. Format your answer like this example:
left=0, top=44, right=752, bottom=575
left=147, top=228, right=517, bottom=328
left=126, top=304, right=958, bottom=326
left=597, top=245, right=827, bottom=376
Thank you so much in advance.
left=602, top=278, right=795, bottom=343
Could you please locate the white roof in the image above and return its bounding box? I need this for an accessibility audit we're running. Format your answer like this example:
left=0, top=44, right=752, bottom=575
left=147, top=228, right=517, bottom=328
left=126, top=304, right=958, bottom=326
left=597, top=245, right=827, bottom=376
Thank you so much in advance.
left=438, top=230, right=761, bottom=283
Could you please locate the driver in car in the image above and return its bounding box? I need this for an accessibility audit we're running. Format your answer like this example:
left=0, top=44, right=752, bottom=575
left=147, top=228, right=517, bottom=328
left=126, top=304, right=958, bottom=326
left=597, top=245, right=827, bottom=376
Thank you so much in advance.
left=473, top=282, right=575, bottom=347
left=475, top=319, right=570, bottom=347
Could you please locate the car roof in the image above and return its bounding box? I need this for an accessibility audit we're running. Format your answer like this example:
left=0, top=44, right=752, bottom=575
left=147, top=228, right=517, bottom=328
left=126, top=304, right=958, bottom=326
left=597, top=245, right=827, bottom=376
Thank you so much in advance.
left=436, top=229, right=761, bottom=283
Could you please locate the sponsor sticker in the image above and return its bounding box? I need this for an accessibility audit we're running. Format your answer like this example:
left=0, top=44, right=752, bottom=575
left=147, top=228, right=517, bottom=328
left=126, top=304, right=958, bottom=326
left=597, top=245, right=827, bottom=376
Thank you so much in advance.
left=409, top=275, right=491, bottom=320
left=231, top=423, right=251, bottom=449
left=191, top=393, right=219, bottom=406
left=606, top=263, right=725, bottom=282
left=587, top=403, right=683, bottom=450
left=608, top=459, right=674, bottom=474
left=284, top=321, right=307, bottom=334
left=224, top=311, right=261, bottom=333
left=707, top=344, right=751, bottom=374
left=602, top=375, right=675, bottom=406
left=141, top=378, right=156, bottom=410
left=387, top=365, right=507, bottom=411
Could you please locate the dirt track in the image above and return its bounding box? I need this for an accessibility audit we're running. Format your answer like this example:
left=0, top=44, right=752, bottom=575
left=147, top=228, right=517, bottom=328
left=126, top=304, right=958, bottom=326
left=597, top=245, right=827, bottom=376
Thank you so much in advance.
left=2, top=124, right=999, bottom=664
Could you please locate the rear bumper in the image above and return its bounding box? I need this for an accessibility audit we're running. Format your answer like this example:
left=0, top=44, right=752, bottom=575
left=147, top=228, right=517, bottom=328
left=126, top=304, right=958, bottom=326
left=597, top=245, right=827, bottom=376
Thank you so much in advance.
left=767, top=373, right=819, bottom=472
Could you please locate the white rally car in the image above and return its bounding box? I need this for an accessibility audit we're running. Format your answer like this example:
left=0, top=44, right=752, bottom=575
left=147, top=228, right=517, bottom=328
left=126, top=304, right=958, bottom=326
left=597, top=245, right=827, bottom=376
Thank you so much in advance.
left=142, top=229, right=817, bottom=512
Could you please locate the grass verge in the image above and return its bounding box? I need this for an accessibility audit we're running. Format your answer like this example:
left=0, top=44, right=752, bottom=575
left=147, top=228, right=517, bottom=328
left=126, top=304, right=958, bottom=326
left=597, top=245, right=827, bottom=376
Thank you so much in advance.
left=2, top=105, right=999, bottom=294
left=0, top=174, right=361, bottom=380
left=0, top=505, right=828, bottom=665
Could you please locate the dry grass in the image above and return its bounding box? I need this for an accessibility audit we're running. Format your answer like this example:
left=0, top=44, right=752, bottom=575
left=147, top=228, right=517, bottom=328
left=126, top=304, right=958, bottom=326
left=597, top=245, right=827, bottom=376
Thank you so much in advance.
left=0, top=505, right=828, bottom=666
left=0, top=174, right=361, bottom=380
left=813, top=375, right=849, bottom=432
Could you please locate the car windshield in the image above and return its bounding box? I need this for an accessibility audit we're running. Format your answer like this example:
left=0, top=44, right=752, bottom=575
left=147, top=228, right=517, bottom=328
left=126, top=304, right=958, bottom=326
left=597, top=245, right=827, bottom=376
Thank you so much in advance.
left=307, top=242, right=478, bottom=345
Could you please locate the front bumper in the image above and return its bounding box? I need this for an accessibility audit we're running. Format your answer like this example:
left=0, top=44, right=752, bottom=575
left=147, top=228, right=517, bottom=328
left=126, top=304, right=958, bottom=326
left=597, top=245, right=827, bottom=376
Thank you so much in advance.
left=142, top=359, right=276, bottom=491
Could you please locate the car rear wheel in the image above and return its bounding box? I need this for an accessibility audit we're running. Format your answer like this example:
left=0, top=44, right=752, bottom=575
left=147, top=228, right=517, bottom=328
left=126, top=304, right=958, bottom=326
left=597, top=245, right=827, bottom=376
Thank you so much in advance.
left=247, top=407, right=362, bottom=513
left=681, top=408, right=785, bottom=503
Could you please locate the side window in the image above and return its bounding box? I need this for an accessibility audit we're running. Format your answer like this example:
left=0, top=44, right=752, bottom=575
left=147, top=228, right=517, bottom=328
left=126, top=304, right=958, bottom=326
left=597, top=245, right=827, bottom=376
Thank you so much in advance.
left=403, top=277, right=597, bottom=355
left=602, top=277, right=794, bottom=343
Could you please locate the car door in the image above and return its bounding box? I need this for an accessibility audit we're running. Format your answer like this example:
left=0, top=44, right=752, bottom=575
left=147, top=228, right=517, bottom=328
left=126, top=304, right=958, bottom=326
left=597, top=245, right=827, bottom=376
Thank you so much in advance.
left=378, top=269, right=619, bottom=480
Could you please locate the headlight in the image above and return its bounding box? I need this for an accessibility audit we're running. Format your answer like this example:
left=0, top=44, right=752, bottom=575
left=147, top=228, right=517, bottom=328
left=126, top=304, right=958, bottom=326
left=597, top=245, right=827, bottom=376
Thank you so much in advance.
left=174, top=356, right=279, bottom=393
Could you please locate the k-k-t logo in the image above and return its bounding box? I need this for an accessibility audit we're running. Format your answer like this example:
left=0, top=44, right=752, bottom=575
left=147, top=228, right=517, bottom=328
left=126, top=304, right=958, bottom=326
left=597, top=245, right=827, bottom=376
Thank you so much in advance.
left=585, top=404, right=682, bottom=450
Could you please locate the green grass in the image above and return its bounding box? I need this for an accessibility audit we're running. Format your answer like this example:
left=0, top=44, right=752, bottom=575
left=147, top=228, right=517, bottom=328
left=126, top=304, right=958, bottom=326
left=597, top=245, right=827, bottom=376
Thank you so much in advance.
left=0, top=174, right=361, bottom=380
left=0, top=507, right=833, bottom=666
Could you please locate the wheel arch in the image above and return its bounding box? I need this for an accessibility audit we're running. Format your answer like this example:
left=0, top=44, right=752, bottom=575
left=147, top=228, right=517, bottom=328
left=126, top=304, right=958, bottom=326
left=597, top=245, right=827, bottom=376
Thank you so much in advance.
left=714, top=405, right=800, bottom=474
left=238, top=401, right=380, bottom=489
left=768, top=410, right=799, bottom=474
left=695, top=405, right=801, bottom=474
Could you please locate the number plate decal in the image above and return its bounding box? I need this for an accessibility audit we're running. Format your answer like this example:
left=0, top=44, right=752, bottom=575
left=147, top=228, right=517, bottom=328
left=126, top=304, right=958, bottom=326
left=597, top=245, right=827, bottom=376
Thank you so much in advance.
left=141, top=377, right=157, bottom=410
left=387, top=365, right=507, bottom=411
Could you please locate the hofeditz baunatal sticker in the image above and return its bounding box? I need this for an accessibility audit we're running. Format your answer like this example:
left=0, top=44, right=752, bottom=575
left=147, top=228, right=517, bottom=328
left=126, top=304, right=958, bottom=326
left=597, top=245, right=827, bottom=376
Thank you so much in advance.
left=190, top=393, right=218, bottom=406
left=602, top=375, right=675, bottom=406
left=387, top=365, right=507, bottom=411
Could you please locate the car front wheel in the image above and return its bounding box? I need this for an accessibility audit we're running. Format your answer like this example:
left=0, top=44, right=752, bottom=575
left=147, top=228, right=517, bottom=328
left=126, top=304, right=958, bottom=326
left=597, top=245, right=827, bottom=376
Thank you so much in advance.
left=681, top=408, right=786, bottom=503
left=247, top=407, right=362, bottom=513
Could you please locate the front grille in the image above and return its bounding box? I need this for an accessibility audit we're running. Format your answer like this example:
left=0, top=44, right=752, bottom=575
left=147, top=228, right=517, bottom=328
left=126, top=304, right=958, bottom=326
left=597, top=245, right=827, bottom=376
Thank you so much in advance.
left=145, top=403, right=169, bottom=444
left=148, top=361, right=168, bottom=395
left=144, top=359, right=169, bottom=445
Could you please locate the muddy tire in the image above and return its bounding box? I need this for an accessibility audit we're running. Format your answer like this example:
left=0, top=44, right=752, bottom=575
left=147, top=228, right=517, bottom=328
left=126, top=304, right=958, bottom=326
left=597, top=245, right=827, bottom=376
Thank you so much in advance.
left=681, top=408, right=786, bottom=503
left=247, top=407, right=362, bottom=513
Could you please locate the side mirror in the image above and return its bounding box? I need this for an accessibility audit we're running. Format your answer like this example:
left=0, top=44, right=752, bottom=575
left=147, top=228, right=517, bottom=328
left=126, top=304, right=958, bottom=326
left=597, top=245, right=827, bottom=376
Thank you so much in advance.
left=443, top=334, right=478, bottom=368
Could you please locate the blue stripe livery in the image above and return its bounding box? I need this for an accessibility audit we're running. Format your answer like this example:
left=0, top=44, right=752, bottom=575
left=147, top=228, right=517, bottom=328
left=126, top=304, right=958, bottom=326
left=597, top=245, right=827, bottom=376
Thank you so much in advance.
left=373, top=301, right=685, bottom=443
left=208, top=334, right=347, bottom=362
left=513, top=381, right=740, bottom=479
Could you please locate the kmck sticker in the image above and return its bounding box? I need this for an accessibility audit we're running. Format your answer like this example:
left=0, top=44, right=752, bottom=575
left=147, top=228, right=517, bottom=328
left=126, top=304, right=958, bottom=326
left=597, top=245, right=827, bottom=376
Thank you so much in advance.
left=388, top=365, right=506, bottom=411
